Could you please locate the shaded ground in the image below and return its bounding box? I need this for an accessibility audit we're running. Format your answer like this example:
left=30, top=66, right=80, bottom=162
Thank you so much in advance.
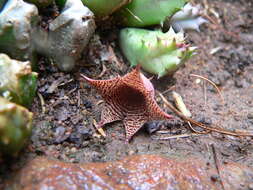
left=1, top=0, right=253, bottom=187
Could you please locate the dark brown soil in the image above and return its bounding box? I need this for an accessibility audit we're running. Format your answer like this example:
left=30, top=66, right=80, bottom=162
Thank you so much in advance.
left=1, top=0, right=253, bottom=187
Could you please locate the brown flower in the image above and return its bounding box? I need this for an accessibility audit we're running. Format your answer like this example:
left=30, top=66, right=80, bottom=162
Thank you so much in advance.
left=81, top=66, right=172, bottom=142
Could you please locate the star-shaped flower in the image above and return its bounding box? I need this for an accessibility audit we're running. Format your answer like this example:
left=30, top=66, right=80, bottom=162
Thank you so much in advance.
left=81, top=66, right=173, bottom=142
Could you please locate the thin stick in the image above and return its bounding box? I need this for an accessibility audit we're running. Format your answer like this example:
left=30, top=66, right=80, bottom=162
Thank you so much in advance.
left=211, top=144, right=226, bottom=190
left=203, top=81, right=207, bottom=107
left=187, top=121, right=210, bottom=134
left=152, top=133, right=202, bottom=140
left=77, top=90, right=81, bottom=107
left=37, top=92, right=46, bottom=114
left=97, top=64, right=107, bottom=78
left=190, top=74, right=224, bottom=104
left=93, top=119, right=106, bottom=137
left=158, top=92, right=253, bottom=137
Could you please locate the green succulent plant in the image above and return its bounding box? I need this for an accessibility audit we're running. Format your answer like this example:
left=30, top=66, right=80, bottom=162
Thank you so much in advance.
left=0, top=0, right=38, bottom=62
left=0, top=54, right=37, bottom=107
left=33, top=0, right=96, bottom=71
left=82, top=0, right=130, bottom=18
left=24, top=0, right=54, bottom=8
left=116, top=0, right=186, bottom=27
left=0, top=97, right=33, bottom=156
left=55, top=0, right=67, bottom=8
left=119, top=28, right=196, bottom=78
left=0, top=0, right=7, bottom=11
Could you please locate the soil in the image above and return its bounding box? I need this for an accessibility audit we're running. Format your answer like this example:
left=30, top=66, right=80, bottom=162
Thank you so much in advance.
left=1, top=0, right=253, bottom=187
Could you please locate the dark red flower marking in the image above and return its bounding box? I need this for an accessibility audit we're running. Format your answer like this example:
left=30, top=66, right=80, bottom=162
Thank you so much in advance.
left=81, top=66, right=173, bottom=142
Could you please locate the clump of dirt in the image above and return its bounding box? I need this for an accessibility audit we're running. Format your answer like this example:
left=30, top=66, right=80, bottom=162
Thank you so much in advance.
left=1, top=0, right=253, bottom=186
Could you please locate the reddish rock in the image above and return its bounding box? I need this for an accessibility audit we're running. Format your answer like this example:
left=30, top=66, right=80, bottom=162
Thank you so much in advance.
left=5, top=155, right=253, bottom=190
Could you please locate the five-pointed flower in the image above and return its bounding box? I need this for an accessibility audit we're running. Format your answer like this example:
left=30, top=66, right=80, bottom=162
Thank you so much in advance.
left=81, top=66, right=173, bottom=142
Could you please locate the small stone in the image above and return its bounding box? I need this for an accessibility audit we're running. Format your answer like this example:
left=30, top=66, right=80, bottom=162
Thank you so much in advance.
left=197, top=115, right=212, bottom=125
left=70, top=147, right=77, bottom=153
left=144, top=121, right=162, bottom=134
left=248, top=183, right=253, bottom=190
left=53, top=126, right=69, bottom=144
left=128, top=150, right=135, bottom=156
left=247, top=113, right=253, bottom=120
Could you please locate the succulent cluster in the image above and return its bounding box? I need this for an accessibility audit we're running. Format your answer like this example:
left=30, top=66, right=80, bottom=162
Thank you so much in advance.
left=0, top=0, right=207, bottom=153
left=0, top=54, right=36, bottom=157
left=115, top=1, right=206, bottom=77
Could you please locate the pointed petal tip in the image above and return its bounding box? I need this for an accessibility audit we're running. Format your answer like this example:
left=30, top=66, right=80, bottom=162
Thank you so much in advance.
left=135, top=64, right=142, bottom=72
left=165, top=113, right=173, bottom=120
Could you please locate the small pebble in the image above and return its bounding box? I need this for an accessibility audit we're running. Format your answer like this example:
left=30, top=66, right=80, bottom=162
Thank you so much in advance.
left=70, top=147, right=77, bottom=153
left=248, top=183, right=253, bottom=190
left=210, top=175, right=220, bottom=182
left=247, top=113, right=253, bottom=120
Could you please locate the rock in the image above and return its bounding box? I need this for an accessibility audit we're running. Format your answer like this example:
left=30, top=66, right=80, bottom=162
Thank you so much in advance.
left=0, top=54, right=38, bottom=107
left=53, top=126, right=68, bottom=144
left=33, top=0, right=96, bottom=71
left=5, top=155, right=253, bottom=189
left=247, top=112, right=253, bottom=120
left=144, top=120, right=162, bottom=134
left=0, top=0, right=38, bottom=62
left=0, top=97, right=33, bottom=156
left=68, top=125, right=92, bottom=145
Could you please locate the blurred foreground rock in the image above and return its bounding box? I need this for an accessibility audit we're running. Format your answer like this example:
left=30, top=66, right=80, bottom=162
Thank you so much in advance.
left=5, top=155, right=253, bottom=190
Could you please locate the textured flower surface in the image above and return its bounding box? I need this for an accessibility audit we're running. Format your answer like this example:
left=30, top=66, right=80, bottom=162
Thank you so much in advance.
left=81, top=66, right=173, bottom=142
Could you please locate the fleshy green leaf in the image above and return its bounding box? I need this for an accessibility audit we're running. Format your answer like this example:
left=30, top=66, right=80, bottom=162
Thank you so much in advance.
left=120, top=28, right=196, bottom=77
left=0, top=97, right=33, bottom=156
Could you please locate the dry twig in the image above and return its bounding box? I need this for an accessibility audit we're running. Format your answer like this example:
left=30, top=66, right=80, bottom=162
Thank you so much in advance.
left=152, top=133, right=203, bottom=140
left=97, top=64, right=107, bottom=78
left=158, top=92, right=253, bottom=137
left=187, top=121, right=210, bottom=134
left=93, top=119, right=106, bottom=137
left=190, top=74, right=224, bottom=104
left=211, top=144, right=227, bottom=190
left=37, top=92, right=46, bottom=114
